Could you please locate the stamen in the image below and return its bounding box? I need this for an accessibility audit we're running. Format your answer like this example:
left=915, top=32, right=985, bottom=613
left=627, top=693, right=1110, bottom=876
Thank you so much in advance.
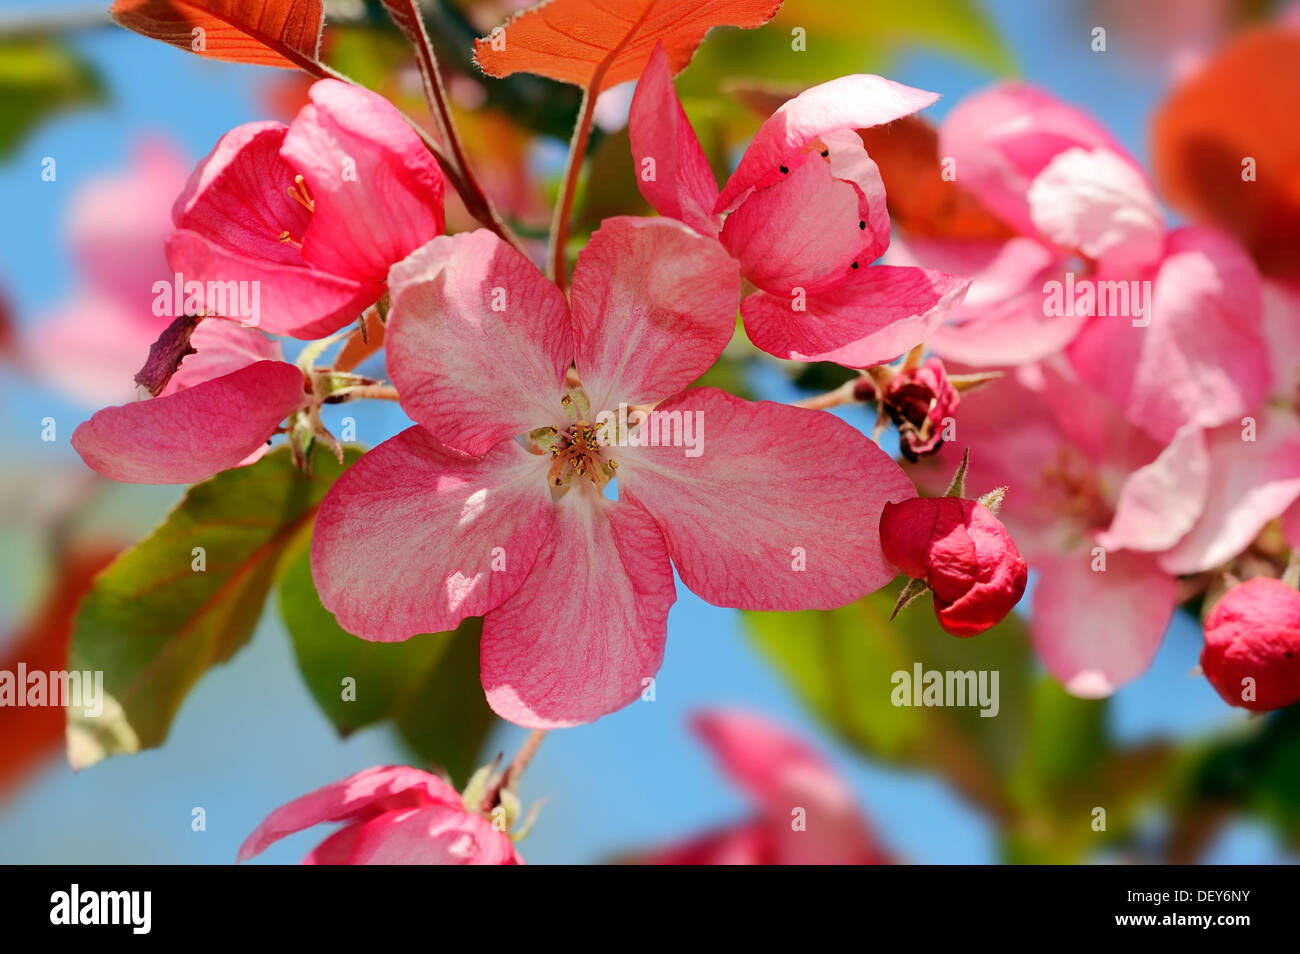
left=278, top=230, right=303, bottom=249
left=287, top=174, right=315, bottom=213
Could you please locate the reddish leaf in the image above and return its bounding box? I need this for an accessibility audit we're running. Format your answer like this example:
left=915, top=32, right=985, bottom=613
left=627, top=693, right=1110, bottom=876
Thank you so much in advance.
left=474, top=0, right=782, bottom=93
left=859, top=116, right=1016, bottom=243
left=1152, top=27, right=1300, bottom=277
left=0, top=545, right=120, bottom=795
left=110, top=0, right=324, bottom=71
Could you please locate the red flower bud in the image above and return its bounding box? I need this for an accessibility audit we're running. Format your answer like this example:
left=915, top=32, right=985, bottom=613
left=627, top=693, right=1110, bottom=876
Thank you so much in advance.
left=880, top=496, right=1028, bottom=637
left=883, top=358, right=958, bottom=461
left=1200, top=578, right=1300, bottom=712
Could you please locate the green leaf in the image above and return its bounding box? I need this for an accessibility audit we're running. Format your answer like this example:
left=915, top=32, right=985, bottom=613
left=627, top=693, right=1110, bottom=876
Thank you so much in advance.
left=391, top=617, right=496, bottom=787
left=66, top=447, right=359, bottom=769
left=0, top=39, right=103, bottom=159
left=745, top=579, right=1032, bottom=818
left=277, top=548, right=496, bottom=785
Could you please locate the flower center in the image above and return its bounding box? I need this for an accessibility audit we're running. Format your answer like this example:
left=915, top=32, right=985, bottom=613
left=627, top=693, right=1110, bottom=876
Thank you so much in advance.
left=527, top=388, right=618, bottom=496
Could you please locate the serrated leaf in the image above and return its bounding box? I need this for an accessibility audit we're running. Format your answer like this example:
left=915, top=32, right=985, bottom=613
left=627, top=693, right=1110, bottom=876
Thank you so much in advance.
left=66, top=446, right=359, bottom=769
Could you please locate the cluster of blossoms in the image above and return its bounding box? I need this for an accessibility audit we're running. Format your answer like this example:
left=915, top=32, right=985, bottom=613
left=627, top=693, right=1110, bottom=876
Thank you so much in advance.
left=51, top=19, right=1299, bottom=863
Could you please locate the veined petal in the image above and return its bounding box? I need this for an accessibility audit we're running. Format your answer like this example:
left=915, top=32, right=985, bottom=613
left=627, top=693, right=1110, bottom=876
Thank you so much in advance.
left=616, top=387, right=916, bottom=608
left=570, top=216, right=738, bottom=413
left=70, top=360, right=305, bottom=485
left=283, top=79, right=445, bottom=284
left=387, top=231, right=574, bottom=456
left=481, top=493, right=675, bottom=728
left=720, top=135, right=888, bottom=296
left=740, top=266, right=970, bottom=368
left=166, top=228, right=377, bottom=339
left=628, top=42, right=719, bottom=236
left=716, top=76, right=938, bottom=213
left=311, top=426, right=554, bottom=641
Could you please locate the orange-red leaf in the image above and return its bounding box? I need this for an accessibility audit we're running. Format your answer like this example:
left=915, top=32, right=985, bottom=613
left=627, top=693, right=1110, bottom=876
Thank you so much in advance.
left=474, top=0, right=782, bottom=93
left=859, top=115, right=1016, bottom=243
left=1152, top=27, right=1300, bottom=277
left=110, top=0, right=324, bottom=71
left=0, top=544, right=120, bottom=795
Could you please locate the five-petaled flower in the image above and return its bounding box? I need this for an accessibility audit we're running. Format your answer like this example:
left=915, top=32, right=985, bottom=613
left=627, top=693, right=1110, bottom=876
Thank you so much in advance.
left=311, top=217, right=916, bottom=727
left=629, top=41, right=970, bottom=368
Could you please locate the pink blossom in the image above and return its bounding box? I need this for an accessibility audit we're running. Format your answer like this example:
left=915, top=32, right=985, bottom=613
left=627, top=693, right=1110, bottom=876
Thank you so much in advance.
left=1201, top=578, right=1300, bottom=712
left=238, top=766, right=520, bottom=865
left=628, top=42, right=969, bottom=368
left=311, top=218, right=916, bottom=727
left=70, top=319, right=306, bottom=484
left=880, top=496, right=1027, bottom=636
left=644, top=711, right=892, bottom=865
left=27, top=141, right=190, bottom=405
left=167, top=79, right=445, bottom=339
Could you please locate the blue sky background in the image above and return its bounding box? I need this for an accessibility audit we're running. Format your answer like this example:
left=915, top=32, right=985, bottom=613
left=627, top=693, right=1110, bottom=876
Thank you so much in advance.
left=0, top=0, right=1289, bottom=864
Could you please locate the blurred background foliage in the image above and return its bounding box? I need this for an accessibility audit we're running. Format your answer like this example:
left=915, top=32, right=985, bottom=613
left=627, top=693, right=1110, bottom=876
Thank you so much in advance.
left=0, top=0, right=1297, bottom=864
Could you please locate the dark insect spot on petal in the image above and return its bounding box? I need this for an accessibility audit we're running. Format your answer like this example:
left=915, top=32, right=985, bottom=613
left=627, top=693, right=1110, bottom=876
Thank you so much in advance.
left=851, top=261, right=859, bottom=270
left=779, top=165, right=789, bottom=174
left=820, top=149, right=829, bottom=157
left=859, top=220, right=866, bottom=229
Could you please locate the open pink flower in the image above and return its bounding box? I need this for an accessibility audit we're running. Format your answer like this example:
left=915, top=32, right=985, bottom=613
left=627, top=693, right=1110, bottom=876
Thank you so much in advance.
left=311, top=217, right=916, bottom=727
left=27, top=140, right=190, bottom=405
left=238, top=766, right=519, bottom=865
left=896, top=84, right=1171, bottom=367
left=167, top=78, right=445, bottom=339
left=880, top=495, right=1028, bottom=636
left=71, top=319, right=307, bottom=484
left=1201, top=578, right=1300, bottom=712
left=628, top=42, right=969, bottom=368
left=643, top=710, right=892, bottom=865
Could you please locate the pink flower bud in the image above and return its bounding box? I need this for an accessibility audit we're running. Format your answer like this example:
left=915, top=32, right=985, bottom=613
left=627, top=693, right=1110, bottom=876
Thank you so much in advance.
left=880, top=496, right=1027, bottom=636
left=883, top=357, right=959, bottom=461
left=1201, top=578, right=1300, bottom=712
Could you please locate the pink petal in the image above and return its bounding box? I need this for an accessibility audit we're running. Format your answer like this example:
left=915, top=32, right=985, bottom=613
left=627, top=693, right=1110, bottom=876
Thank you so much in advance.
left=616, top=387, right=916, bottom=608
left=481, top=494, right=675, bottom=727
left=939, top=83, right=1140, bottom=238
left=628, top=42, right=719, bottom=236
left=282, top=79, right=444, bottom=284
left=719, top=135, right=888, bottom=296
left=386, top=231, right=573, bottom=457
left=1159, top=414, right=1300, bottom=575
left=302, top=821, right=365, bottom=865
left=905, top=237, right=1088, bottom=366
left=643, top=821, right=772, bottom=865
left=172, top=121, right=308, bottom=268
left=71, top=360, right=305, bottom=484
left=73, top=139, right=188, bottom=316
left=740, top=265, right=970, bottom=368
left=346, top=806, right=519, bottom=865
left=1032, top=550, right=1178, bottom=697
left=27, top=296, right=163, bottom=405
left=693, top=710, right=887, bottom=865
left=166, top=228, right=376, bottom=339
left=310, top=426, right=554, bottom=641
left=570, top=216, right=738, bottom=413
left=1285, top=498, right=1300, bottom=550
left=716, top=75, right=938, bottom=213
left=237, top=765, right=459, bottom=862
left=164, top=319, right=283, bottom=395
left=1098, top=423, right=1210, bottom=553
left=1067, top=227, right=1270, bottom=443
left=1026, top=147, right=1165, bottom=269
